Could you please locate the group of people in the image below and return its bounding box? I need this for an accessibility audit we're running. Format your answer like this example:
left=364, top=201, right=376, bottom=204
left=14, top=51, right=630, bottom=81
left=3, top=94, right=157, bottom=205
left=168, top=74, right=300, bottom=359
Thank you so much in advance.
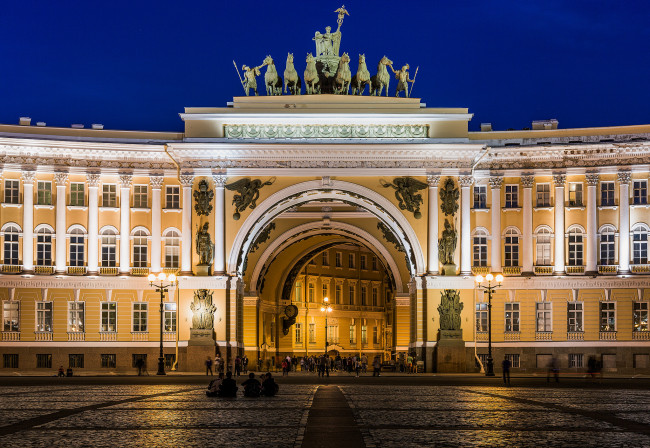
left=206, top=371, right=278, bottom=398
left=205, top=354, right=249, bottom=377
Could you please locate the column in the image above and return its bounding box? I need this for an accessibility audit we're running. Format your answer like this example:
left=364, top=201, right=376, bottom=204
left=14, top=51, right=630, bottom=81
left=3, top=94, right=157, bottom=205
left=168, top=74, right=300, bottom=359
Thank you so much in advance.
left=459, top=175, right=474, bottom=275
left=150, top=176, right=164, bottom=273
left=119, top=174, right=132, bottom=274
left=54, top=173, right=68, bottom=274
left=521, top=175, right=535, bottom=274
left=426, top=175, right=440, bottom=274
left=86, top=173, right=100, bottom=274
left=553, top=173, right=566, bottom=274
left=180, top=174, right=194, bottom=274
left=489, top=176, right=503, bottom=272
left=21, top=171, right=36, bottom=273
left=618, top=171, right=631, bottom=273
left=213, top=174, right=227, bottom=275
left=585, top=173, right=600, bottom=274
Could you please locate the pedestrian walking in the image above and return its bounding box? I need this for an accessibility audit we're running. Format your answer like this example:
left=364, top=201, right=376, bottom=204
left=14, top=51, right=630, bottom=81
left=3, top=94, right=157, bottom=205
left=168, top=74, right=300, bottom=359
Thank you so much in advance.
left=206, top=356, right=214, bottom=376
left=235, top=356, right=242, bottom=376
left=372, top=356, right=381, bottom=377
left=547, top=356, right=559, bottom=382
left=502, top=356, right=511, bottom=385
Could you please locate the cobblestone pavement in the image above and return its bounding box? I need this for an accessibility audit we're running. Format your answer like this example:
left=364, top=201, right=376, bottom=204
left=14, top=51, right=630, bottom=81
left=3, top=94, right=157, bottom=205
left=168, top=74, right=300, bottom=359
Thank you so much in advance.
left=1, top=382, right=650, bottom=447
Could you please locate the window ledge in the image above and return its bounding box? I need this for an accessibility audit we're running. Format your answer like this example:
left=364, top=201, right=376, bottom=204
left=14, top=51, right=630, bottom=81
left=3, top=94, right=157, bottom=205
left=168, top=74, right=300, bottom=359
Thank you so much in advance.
left=132, top=207, right=151, bottom=212
left=598, top=205, right=618, bottom=210
left=34, top=204, right=54, bottom=210
left=631, top=204, right=650, bottom=209
left=534, top=205, right=552, bottom=210
left=503, top=207, right=521, bottom=212
left=566, top=206, right=585, bottom=211
left=2, top=203, right=22, bottom=208
left=67, top=205, right=87, bottom=211
left=472, top=208, right=490, bottom=213
left=162, top=208, right=182, bottom=213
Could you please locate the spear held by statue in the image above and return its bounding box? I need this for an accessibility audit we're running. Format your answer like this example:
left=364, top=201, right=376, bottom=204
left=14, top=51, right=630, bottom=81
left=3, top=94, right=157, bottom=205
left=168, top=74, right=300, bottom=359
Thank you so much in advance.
left=408, top=66, right=419, bottom=98
left=233, top=60, right=246, bottom=94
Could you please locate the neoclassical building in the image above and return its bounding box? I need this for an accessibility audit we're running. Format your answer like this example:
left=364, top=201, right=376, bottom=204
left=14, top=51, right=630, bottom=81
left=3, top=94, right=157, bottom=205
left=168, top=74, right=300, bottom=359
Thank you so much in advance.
left=1, top=95, right=649, bottom=373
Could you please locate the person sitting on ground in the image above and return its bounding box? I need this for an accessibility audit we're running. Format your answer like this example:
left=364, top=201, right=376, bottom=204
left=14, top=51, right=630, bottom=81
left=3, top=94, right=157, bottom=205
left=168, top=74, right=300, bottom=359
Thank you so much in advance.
left=218, top=371, right=238, bottom=397
left=206, top=372, right=225, bottom=397
left=57, top=366, right=65, bottom=377
left=261, top=372, right=279, bottom=397
left=242, top=372, right=262, bottom=397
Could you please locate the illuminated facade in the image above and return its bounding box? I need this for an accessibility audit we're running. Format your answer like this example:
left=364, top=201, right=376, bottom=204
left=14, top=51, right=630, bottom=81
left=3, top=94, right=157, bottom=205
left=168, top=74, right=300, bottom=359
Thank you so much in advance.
left=1, top=95, right=649, bottom=373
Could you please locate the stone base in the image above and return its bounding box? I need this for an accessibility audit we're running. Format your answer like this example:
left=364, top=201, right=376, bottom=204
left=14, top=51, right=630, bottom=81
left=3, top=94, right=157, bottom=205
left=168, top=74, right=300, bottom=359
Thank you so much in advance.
left=442, top=264, right=457, bottom=276
left=188, top=329, right=214, bottom=346
left=435, top=337, right=466, bottom=373
left=195, top=264, right=211, bottom=276
left=186, top=345, right=215, bottom=372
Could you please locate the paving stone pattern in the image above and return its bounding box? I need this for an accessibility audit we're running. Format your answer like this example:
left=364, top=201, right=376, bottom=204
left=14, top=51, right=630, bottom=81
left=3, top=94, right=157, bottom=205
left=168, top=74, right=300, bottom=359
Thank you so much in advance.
left=1, top=383, right=650, bottom=447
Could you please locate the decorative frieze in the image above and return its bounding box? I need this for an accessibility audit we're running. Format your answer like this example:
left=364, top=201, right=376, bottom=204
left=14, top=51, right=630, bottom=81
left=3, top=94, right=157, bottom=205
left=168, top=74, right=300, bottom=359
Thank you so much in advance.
left=224, top=124, right=430, bottom=139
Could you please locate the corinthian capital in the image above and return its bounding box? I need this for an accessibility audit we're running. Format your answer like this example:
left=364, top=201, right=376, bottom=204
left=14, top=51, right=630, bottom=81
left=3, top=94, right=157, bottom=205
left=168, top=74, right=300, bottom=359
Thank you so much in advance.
left=54, top=172, right=69, bottom=186
left=21, top=171, right=36, bottom=185
left=212, top=174, right=227, bottom=188
left=180, top=174, right=195, bottom=188
left=149, top=175, right=164, bottom=189
left=427, top=174, right=441, bottom=188
left=585, top=173, right=600, bottom=186
left=488, top=176, right=503, bottom=189
left=459, top=175, right=474, bottom=187
left=617, top=171, right=631, bottom=185
left=86, top=173, right=101, bottom=188
left=520, top=175, right=535, bottom=188
left=119, top=174, right=133, bottom=189
left=552, top=173, right=566, bottom=187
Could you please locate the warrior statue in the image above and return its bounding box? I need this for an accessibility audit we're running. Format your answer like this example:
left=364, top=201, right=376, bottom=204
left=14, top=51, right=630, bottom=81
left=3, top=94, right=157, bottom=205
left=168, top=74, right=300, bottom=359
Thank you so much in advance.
left=190, top=289, right=217, bottom=330
left=438, top=219, right=457, bottom=266
left=437, top=289, right=463, bottom=331
left=241, top=63, right=265, bottom=96
left=390, top=63, right=416, bottom=98
left=313, top=5, right=348, bottom=88
left=196, top=222, right=214, bottom=266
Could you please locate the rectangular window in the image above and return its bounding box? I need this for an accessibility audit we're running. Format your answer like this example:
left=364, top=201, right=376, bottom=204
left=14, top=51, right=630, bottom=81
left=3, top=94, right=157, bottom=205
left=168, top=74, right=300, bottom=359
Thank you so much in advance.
left=37, top=181, right=52, bottom=205
left=476, top=303, right=488, bottom=332
left=3, top=301, right=19, bottom=332
left=165, top=186, right=180, bottom=209
left=68, top=302, right=85, bottom=333
left=4, top=180, right=19, bottom=204
left=373, top=326, right=379, bottom=344
left=600, top=302, right=616, bottom=331
left=308, top=323, right=316, bottom=343
left=327, top=325, right=338, bottom=344
left=335, top=285, right=341, bottom=304
left=132, top=354, right=147, bottom=369
left=634, top=180, right=648, bottom=205
left=600, top=232, right=616, bottom=265
left=322, top=251, right=329, bottom=266
left=634, top=302, right=648, bottom=332
left=361, top=286, right=367, bottom=306
left=504, top=303, right=519, bottom=332
left=101, top=354, right=116, bottom=368
left=102, top=184, right=117, bottom=207
left=536, top=232, right=552, bottom=265
left=349, top=322, right=356, bottom=344
left=132, top=303, right=148, bottom=332
left=505, top=184, right=518, bottom=208
left=308, top=284, right=315, bottom=302
left=372, top=288, right=378, bottom=306
left=505, top=354, right=520, bottom=368
left=567, top=302, right=584, bottom=332
left=164, top=302, right=177, bottom=332
left=294, top=281, right=302, bottom=302
left=101, top=302, right=117, bottom=332
left=102, top=234, right=116, bottom=267
left=360, top=255, right=367, bottom=270
left=3, top=354, right=18, bottom=368
left=164, top=354, right=176, bottom=369
left=568, top=183, right=583, bottom=206
left=322, top=284, right=328, bottom=301
left=70, top=183, right=84, bottom=206
left=69, top=354, right=84, bottom=368
left=133, top=185, right=148, bottom=208
left=70, top=232, right=85, bottom=267
left=372, top=256, right=378, bottom=270
left=633, top=230, right=648, bottom=265
left=601, top=182, right=615, bottom=206
left=335, top=252, right=342, bottom=267
left=361, top=325, right=367, bottom=344
left=348, top=285, right=355, bottom=304
left=536, top=302, right=552, bottom=332
left=536, top=184, right=550, bottom=207
left=36, top=354, right=52, bottom=369
left=504, top=233, right=519, bottom=267
left=348, top=253, right=355, bottom=269
left=4, top=228, right=19, bottom=265
left=36, top=230, right=52, bottom=266
left=473, top=185, right=487, bottom=209
left=36, top=302, right=53, bottom=332
left=473, top=233, right=488, bottom=267
left=569, top=353, right=584, bottom=369
left=295, top=323, right=302, bottom=344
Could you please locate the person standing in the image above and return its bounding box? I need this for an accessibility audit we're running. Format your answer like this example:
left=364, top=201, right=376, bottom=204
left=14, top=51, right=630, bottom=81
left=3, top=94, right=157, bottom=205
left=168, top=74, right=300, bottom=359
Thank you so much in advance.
left=234, top=356, right=242, bottom=377
left=373, top=356, right=381, bottom=377
left=205, top=356, right=213, bottom=376
left=502, top=356, right=511, bottom=385
left=242, top=354, right=249, bottom=374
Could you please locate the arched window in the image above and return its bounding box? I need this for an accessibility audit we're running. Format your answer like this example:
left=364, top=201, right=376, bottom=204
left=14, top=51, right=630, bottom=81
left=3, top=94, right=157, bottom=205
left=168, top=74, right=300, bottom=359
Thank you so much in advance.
left=504, top=227, right=520, bottom=267
left=568, top=226, right=584, bottom=266
left=69, top=228, right=85, bottom=267
left=132, top=229, right=148, bottom=268
left=3, top=224, right=20, bottom=265
left=633, top=224, right=649, bottom=265
left=163, top=229, right=180, bottom=268
left=535, top=226, right=552, bottom=266
left=36, top=227, right=53, bottom=266
left=100, top=228, right=117, bottom=267
left=472, top=228, right=488, bottom=267
left=599, top=225, right=616, bottom=266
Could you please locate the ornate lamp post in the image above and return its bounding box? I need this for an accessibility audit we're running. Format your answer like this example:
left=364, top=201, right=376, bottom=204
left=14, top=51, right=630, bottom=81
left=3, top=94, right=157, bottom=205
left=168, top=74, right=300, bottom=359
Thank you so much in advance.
left=320, top=296, right=333, bottom=353
left=148, top=272, right=178, bottom=375
left=474, top=273, right=503, bottom=377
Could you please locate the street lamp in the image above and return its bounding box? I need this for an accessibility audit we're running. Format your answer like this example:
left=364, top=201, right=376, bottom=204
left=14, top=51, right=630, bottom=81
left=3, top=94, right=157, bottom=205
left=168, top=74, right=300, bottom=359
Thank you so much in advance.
left=148, top=272, right=178, bottom=375
left=320, top=296, right=333, bottom=353
left=474, top=273, right=503, bottom=377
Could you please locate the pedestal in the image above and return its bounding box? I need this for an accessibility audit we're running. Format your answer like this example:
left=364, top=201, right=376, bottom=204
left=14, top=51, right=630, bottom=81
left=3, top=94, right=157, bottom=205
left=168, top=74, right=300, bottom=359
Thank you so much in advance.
left=187, top=329, right=215, bottom=372
left=189, top=328, right=214, bottom=346
left=442, top=264, right=457, bottom=276
left=435, top=330, right=466, bottom=373
left=196, top=264, right=211, bottom=276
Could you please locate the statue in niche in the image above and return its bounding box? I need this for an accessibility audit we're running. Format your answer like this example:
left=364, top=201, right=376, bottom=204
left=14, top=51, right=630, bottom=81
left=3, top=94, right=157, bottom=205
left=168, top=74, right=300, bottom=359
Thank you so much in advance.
left=439, top=177, right=459, bottom=216
left=379, top=176, right=428, bottom=218
left=190, top=289, right=216, bottom=330
left=196, top=222, right=214, bottom=266
left=438, top=219, right=457, bottom=266
left=438, top=289, right=463, bottom=331
left=193, top=179, right=214, bottom=216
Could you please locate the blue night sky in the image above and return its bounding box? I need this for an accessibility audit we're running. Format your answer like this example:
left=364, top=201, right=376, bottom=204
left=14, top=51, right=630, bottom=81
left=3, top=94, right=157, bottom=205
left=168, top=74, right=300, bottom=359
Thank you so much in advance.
left=1, top=1, right=648, bottom=133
